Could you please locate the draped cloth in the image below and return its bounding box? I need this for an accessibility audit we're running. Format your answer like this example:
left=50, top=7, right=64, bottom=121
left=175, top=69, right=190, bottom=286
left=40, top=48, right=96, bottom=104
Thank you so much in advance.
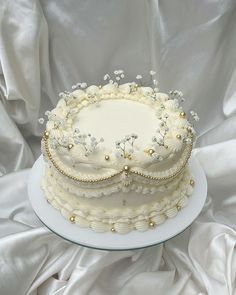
left=0, top=1, right=236, bottom=294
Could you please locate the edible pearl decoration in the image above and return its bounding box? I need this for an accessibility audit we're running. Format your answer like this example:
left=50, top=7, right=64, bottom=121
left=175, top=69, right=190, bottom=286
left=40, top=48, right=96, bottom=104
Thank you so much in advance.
left=44, top=131, right=49, bottom=138
left=148, top=149, right=155, bottom=155
left=149, top=221, right=155, bottom=228
left=69, top=215, right=76, bottom=223
left=123, top=165, right=130, bottom=172
left=176, top=205, right=182, bottom=211
left=176, top=134, right=182, bottom=140
left=190, top=179, right=195, bottom=186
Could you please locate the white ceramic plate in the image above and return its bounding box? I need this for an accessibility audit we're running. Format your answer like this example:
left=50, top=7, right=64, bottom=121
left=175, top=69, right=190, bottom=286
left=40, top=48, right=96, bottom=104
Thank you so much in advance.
left=28, top=155, right=207, bottom=250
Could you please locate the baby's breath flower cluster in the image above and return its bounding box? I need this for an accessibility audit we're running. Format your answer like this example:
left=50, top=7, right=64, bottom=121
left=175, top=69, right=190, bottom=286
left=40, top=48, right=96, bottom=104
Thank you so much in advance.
left=115, top=134, right=138, bottom=159
left=169, top=90, right=185, bottom=103
left=73, top=128, right=104, bottom=157
left=190, top=110, right=199, bottom=122
left=71, top=82, right=87, bottom=90
left=103, top=70, right=125, bottom=85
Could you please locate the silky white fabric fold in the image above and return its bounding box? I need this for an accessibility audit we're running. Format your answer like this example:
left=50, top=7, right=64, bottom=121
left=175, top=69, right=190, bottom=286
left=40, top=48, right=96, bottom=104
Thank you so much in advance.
left=0, top=0, right=236, bottom=294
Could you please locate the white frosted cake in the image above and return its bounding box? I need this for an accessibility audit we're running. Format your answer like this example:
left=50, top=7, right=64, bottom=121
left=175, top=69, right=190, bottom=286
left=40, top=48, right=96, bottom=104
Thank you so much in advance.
left=41, top=75, right=198, bottom=234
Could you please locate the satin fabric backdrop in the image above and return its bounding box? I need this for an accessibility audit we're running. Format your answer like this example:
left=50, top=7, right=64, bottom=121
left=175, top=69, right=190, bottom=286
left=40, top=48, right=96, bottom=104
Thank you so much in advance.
left=0, top=0, right=236, bottom=294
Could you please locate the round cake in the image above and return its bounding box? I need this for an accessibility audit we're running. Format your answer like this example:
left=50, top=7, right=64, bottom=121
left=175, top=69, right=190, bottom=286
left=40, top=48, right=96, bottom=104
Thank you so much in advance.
left=41, top=78, right=198, bottom=234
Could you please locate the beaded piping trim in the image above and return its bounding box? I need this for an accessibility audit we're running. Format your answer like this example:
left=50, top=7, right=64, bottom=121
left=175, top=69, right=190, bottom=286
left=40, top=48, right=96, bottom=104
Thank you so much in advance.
left=43, top=133, right=193, bottom=183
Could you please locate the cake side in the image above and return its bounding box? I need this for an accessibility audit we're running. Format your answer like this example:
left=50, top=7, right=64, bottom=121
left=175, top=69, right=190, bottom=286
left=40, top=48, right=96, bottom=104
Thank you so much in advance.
left=42, top=165, right=194, bottom=233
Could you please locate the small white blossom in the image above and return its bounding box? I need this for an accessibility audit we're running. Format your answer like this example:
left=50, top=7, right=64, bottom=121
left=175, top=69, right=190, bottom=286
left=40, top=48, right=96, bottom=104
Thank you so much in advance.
left=38, top=118, right=44, bottom=124
left=150, top=70, right=156, bottom=75
left=103, top=74, right=110, bottom=80
left=190, top=110, right=199, bottom=121
left=81, top=82, right=87, bottom=89
left=45, top=110, right=50, bottom=117
left=136, top=75, right=142, bottom=80
left=120, top=73, right=125, bottom=78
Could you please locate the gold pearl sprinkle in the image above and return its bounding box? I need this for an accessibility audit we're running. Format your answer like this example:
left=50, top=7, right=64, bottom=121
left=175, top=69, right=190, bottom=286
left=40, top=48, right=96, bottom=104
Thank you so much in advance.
left=180, top=111, right=186, bottom=118
left=68, top=144, right=74, bottom=150
left=111, top=227, right=116, bottom=233
left=148, top=149, right=155, bottom=155
left=123, top=165, right=130, bottom=172
left=149, top=221, right=155, bottom=228
left=176, top=134, right=182, bottom=140
left=177, top=205, right=182, bottom=211
left=190, top=179, right=195, bottom=186
left=105, top=155, right=110, bottom=161
left=69, top=215, right=76, bottom=223
left=98, top=85, right=102, bottom=89
left=44, top=131, right=49, bottom=138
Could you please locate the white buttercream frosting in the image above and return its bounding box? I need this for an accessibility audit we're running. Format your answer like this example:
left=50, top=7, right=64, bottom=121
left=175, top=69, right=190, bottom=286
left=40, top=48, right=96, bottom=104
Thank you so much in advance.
left=42, top=165, right=195, bottom=233
left=41, top=81, right=196, bottom=233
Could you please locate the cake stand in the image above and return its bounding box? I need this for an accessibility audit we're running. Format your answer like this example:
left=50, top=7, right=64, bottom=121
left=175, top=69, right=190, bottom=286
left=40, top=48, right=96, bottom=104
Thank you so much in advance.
left=28, top=155, right=207, bottom=251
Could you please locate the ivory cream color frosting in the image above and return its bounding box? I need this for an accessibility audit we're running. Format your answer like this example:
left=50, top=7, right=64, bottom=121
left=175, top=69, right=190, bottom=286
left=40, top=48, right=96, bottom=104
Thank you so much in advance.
left=41, top=81, right=196, bottom=234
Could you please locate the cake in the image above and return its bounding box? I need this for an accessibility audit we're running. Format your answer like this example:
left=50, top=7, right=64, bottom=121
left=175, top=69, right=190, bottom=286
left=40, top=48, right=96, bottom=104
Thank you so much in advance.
left=41, top=72, right=199, bottom=234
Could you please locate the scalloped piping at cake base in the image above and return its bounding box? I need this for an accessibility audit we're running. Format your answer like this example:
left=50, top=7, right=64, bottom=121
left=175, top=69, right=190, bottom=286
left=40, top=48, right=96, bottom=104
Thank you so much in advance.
left=42, top=168, right=194, bottom=234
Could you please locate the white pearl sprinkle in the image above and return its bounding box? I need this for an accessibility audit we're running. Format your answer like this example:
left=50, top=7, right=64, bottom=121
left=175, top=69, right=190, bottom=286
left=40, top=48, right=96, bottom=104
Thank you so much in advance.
left=38, top=118, right=44, bottom=124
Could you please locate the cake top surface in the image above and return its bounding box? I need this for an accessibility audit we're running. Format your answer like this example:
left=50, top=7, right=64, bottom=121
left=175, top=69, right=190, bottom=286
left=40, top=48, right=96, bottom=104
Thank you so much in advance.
left=41, top=72, right=199, bottom=183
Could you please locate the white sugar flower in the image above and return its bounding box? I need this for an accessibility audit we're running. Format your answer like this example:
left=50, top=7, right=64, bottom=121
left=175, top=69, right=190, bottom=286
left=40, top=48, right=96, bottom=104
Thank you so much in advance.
left=59, top=92, right=65, bottom=98
left=150, top=70, right=156, bottom=75
left=103, top=74, right=110, bottom=81
left=136, top=75, right=142, bottom=80
left=38, top=118, right=44, bottom=124
left=45, top=110, right=51, bottom=117
left=120, top=73, right=125, bottom=78
left=153, top=79, right=158, bottom=86
left=116, top=76, right=120, bottom=81
left=80, top=82, right=87, bottom=89
left=190, top=110, right=199, bottom=121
